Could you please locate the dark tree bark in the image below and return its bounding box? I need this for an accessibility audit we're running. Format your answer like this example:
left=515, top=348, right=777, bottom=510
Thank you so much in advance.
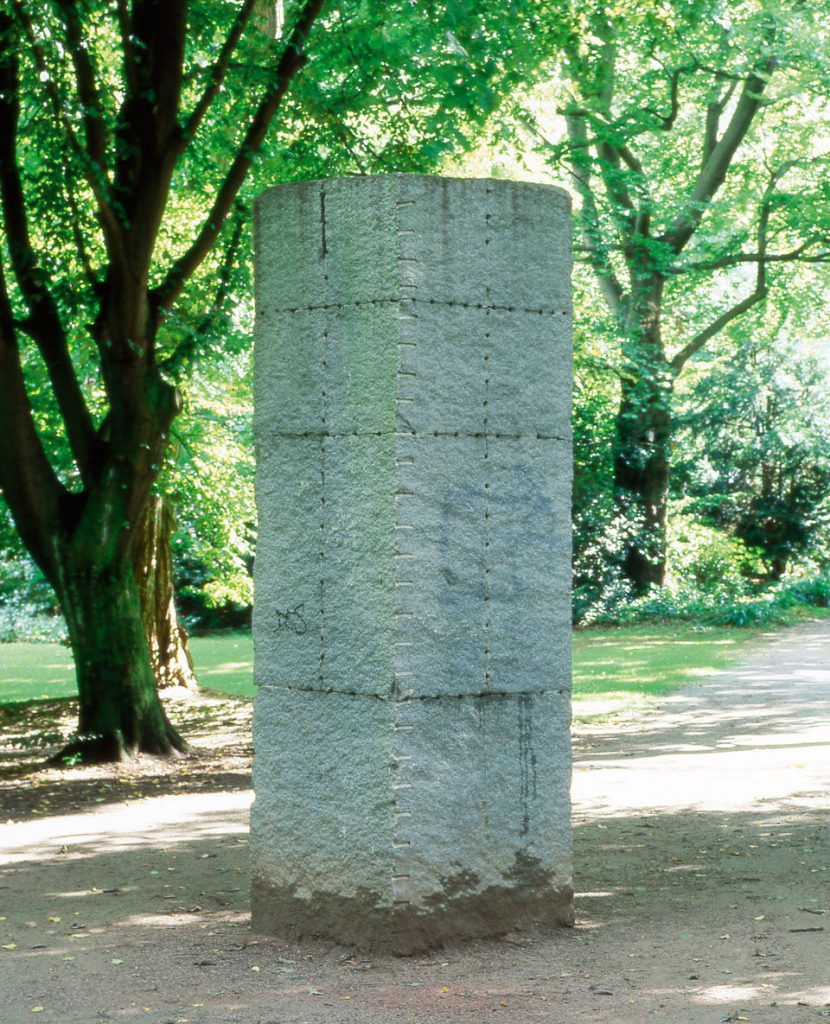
left=614, top=370, right=673, bottom=589
left=53, top=557, right=185, bottom=762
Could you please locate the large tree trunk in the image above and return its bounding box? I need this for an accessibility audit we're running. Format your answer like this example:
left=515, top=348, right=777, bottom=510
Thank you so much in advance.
left=52, top=554, right=187, bottom=763
left=614, top=294, right=673, bottom=593
left=133, top=495, right=197, bottom=691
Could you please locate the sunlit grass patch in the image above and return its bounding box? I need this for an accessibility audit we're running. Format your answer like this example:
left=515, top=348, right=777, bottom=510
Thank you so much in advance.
left=571, top=624, right=765, bottom=699
left=0, top=642, right=76, bottom=701
left=189, top=634, right=254, bottom=698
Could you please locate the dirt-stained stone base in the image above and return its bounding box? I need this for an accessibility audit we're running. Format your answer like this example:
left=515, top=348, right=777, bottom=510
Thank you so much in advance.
left=251, top=876, right=574, bottom=955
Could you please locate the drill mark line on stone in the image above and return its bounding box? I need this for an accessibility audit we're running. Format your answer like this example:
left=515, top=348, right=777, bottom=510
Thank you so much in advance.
left=261, top=684, right=566, bottom=701
left=319, top=189, right=327, bottom=257
left=264, top=298, right=571, bottom=317
left=272, top=429, right=570, bottom=443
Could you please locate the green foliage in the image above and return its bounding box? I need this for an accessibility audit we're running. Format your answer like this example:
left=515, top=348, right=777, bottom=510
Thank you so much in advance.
left=666, top=512, right=763, bottom=593
left=166, top=352, right=255, bottom=627
left=0, top=513, right=65, bottom=643
left=674, top=297, right=830, bottom=579
left=517, top=0, right=830, bottom=590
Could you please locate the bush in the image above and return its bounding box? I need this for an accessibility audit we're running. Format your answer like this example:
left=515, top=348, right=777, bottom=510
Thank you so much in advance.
left=665, top=514, right=763, bottom=594
left=574, top=506, right=830, bottom=628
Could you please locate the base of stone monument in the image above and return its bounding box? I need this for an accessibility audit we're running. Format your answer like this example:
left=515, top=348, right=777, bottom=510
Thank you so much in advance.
left=250, top=875, right=574, bottom=955
left=250, top=686, right=573, bottom=954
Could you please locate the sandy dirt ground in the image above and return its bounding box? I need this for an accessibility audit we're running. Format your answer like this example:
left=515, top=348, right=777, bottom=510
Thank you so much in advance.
left=1, top=619, right=828, bottom=1024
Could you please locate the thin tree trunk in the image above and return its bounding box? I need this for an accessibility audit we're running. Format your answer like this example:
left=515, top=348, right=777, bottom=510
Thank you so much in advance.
left=133, top=495, right=197, bottom=691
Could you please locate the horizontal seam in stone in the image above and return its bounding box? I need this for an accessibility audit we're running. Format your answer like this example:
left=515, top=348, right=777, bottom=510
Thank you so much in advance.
left=255, top=685, right=569, bottom=700
left=269, top=430, right=570, bottom=441
left=259, top=298, right=571, bottom=317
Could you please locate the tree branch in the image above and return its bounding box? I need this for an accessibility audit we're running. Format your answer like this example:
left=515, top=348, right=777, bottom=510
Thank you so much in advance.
left=162, top=204, right=248, bottom=371
left=0, top=260, right=67, bottom=575
left=640, top=61, right=695, bottom=132
left=682, top=241, right=828, bottom=273
left=702, top=80, right=737, bottom=163
left=54, top=0, right=109, bottom=172
left=62, top=164, right=100, bottom=292
left=661, top=58, right=777, bottom=255
left=669, top=286, right=767, bottom=374
left=115, top=0, right=139, bottom=97
left=179, top=0, right=258, bottom=147
left=0, top=25, right=99, bottom=480
left=11, top=0, right=124, bottom=262
left=154, top=0, right=327, bottom=315
left=564, top=112, right=627, bottom=320
left=596, top=138, right=637, bottom=234
left=133, top=0, right=188, bottom=146
left=670, top=162, right=780, bottom=374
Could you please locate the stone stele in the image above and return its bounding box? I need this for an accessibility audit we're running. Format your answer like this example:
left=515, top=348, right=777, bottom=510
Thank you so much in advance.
left=251, top=174, right=573, bottom=953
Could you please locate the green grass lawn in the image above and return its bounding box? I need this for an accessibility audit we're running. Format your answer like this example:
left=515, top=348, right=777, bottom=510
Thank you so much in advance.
left=0, top=621, right=799, bottom=711
left=0, top=642, right=78, bottom=702
left=570, top=623, right=764, bottom=718
left=0, top=634, right=255, bottom=704
left=189, top=633, right=254, bottom=697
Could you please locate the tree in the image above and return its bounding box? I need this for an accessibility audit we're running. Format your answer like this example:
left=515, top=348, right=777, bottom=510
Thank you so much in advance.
left=673, top=281, right=830, bottom=580
left=0, top=0, right=330, bottom=760
left=0, top=0, right=541, bottom=761
left=531, top=0, right=830, bottom=590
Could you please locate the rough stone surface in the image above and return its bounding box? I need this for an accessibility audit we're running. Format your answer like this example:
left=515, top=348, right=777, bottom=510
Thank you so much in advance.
left=252, top=174, right=573, bottom=951
left=250, top=688, right=574, bottom=953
